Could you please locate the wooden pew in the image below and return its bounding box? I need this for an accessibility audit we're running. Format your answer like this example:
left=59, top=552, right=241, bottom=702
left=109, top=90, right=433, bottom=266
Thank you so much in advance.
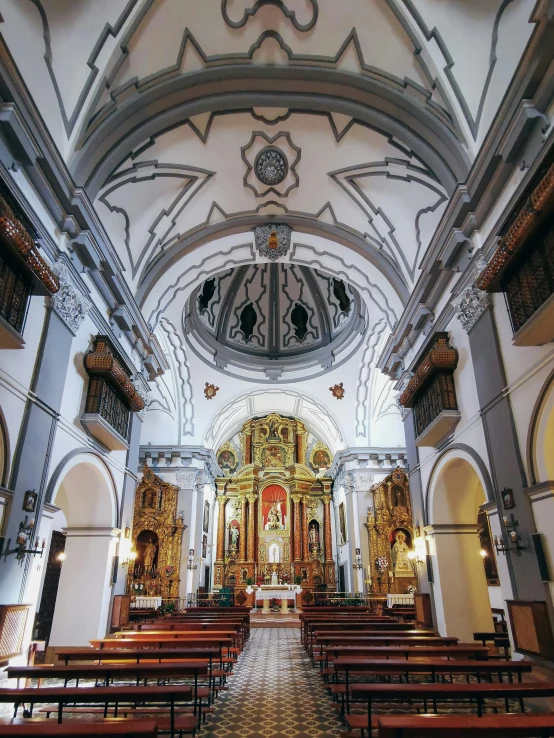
left=55, top=647, right=220, bottom=666
left=301, top=617, right=397, bottom=644
left=113, top=630, right=241, bottom=649
left=312, top=634, right=458, bottom=661
left=377, top=714, right=554, bottom=738
left=307, top=627, right=434, bottom=655
left=348, top=682, right=554, bottom=735
left=332, top=658, right=533, bottom=713
left=321, top=645, right=490, bottom=669
left=90, top=638, right=233, bottom=664
left=0, top=720, right=158, bottom=738
left=0, top=685, right=194, bottom=736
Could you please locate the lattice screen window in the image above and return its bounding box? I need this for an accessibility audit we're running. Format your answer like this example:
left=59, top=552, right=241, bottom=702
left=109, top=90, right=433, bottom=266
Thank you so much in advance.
left=0, top=605, right=29, bottom=659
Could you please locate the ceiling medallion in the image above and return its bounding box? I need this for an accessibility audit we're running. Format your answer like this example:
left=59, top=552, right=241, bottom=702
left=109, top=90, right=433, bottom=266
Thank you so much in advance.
left=330, top=383, right=345, bottom=400
left=254, top=224, right=292, bottom=261
left=255, top=147, right=288, bottom=186
left=204, top=382, right=219, bottom=400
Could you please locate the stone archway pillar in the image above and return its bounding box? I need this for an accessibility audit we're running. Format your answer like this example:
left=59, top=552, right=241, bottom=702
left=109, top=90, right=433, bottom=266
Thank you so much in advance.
left=49, top=527, right=119, bottom=646
left=426, top=524, right=493, bottom=642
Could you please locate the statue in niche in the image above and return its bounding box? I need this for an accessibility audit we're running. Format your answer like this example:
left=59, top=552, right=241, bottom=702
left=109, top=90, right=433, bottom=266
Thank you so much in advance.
left=198, top=279, right=216, bottom=311
left=291, top=302, right=309, bottom=341
left=392, top=485, right=406, bottom=507
left=309, top=521, right=320, bottom=551
left=333, top=278, right=351, bottom=312
left=391, top=530, right=412, bottom=578
left=266, top=502, right=284, bottom=530
left=239, top=303, right=257, bottom=341
left=229, top=522, right=239, bottom=550
left=268, top=417, right=280, bottom=440
left=143, top=488, right=158, bottom=508
left=144, top=539, right=158, bottom=572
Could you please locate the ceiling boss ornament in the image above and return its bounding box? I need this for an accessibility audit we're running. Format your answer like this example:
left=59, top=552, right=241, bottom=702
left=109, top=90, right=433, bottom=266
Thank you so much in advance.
left=330, top=382, right=345, bottom=399
left=255, top=147, right=288, bottom=186
left=204, top=382, right=219, bottom=400
left=254, top=224, right=292, bottom=261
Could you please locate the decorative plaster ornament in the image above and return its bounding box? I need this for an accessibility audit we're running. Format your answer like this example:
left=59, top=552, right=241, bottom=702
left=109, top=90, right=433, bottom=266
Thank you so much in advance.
left=49, top=261, right=91, bottom=335
left=452, top=281, right=491, bottom=333
left=254, top=224, right=292, bottom=261
left=329, top=382, right=345, bottom=399
left=255, top=147, right=288, bottom=185
left=204, top=382, right=219, bottom=400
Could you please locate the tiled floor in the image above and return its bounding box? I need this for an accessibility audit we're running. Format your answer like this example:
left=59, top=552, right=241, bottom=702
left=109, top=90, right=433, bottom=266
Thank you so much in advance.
left=203, top=628, right=342, bottom=737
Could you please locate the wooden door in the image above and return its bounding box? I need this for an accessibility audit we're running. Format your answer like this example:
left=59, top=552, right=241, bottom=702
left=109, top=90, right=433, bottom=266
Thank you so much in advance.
left=34, top=531, right=66, bottom=643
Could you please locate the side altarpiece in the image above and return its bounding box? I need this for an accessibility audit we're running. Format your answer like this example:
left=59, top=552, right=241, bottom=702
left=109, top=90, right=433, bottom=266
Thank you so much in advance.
left=214, top=414, right=336, bottom=600
left=126, top=465, right=186, bottom=599
left=364, top=468, right=417, bottom=593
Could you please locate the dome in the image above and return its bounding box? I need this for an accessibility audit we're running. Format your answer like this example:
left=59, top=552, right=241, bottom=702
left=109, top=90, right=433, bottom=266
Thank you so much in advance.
left=184, top=264, right=366, bottom=381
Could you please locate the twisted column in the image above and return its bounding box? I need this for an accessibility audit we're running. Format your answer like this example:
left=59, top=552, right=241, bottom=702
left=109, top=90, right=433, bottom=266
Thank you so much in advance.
left=301, top=495, right=309, bottom=560
left=247, top=494, right=257, bottom=562
left=239, top=495, right=247, bottom=562
left=291, top=494, right=302, bottom=561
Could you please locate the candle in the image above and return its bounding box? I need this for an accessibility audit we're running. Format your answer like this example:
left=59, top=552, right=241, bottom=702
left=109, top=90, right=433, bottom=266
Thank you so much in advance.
left=503, top=516, right=508, bottom=526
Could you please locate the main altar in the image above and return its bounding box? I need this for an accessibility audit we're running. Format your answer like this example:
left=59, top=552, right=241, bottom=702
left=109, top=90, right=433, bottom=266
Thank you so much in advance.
left=213, top=413, right=336, bottom=606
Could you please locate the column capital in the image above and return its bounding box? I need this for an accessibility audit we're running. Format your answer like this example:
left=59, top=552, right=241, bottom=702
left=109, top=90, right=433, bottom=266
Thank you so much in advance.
left=322, top=494, right=333, bottom=505
left=49, top=261, right=92, bottom=335
left=217, top=494, right=228, bottom=506
left=452, top=266, right=491, bottom=333
left=246, top=493, right=257, bottom=504
left=291, top=494, right=302, bottom=504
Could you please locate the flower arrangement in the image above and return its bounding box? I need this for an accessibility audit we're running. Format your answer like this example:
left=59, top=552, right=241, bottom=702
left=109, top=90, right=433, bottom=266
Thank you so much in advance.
left=131, top=582, right=145, bottom=593
left=165, top=565, right=175, bottom=578
left=406, top=584, right=417, bottom=594
left=375, top=556, right=388, bottom=575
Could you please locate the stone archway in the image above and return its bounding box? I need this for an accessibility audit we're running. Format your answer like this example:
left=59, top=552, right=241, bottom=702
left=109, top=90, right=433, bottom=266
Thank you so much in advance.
left=48, top=454, right=118, bottom=647
left=528, top=369, right=554, bottom=485
left=426, top=451, right=494, bottom=641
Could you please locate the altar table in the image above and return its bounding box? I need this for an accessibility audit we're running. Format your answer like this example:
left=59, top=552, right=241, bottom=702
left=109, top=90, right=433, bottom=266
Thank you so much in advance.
left=254, top=587, right=298, bottom=614
left=386, top=593, right=414, bottom=607
left=131, top=597, right=162, bottom=609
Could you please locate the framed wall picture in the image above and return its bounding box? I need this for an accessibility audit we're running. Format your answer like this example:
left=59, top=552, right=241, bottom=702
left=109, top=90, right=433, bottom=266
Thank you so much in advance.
left=502, top=488, right=515, bottom=510
left=202, top=534, right=207, bottom=559
left=203, top=501, right=210, bottom=533
left=23, top=490, right=38, bottom=513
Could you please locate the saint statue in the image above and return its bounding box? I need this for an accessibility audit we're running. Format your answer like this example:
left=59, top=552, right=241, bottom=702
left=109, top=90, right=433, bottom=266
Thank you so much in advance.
left=143, top=539, right=158, bottom=572
left=309, top=522, right=319, bottom=550
left=266, top=502, right=283, bottom=530
left=229, top=524, right=239, bottom=549
left=391, top=531, right=412, bottom=578
left=271, top=566, right=279, bottom=586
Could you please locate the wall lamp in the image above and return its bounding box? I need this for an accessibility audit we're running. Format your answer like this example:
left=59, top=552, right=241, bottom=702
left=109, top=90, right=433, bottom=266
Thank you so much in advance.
left=494, top=514, right=524, bottom=556
left=187, top=548, right=198, bottom=570
left=1, top=516, right=45, bottom=562
left=408, top=534, right=426, bottom=568
left=353, top=548, right=363, bottom=570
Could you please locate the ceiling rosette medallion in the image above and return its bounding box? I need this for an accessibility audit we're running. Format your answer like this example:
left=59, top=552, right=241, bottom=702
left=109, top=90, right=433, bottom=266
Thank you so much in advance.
left=241, top=132, right=301, bottom=198
left=254, top=224, right=292, bottom=261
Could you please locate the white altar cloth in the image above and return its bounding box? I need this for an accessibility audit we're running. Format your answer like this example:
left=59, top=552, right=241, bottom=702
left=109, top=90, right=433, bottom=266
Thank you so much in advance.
left=254, top=588, right=297, bottom=601
left=386, top=593, right=414, bottom=607
left=131, top=596, right=162, bottom=609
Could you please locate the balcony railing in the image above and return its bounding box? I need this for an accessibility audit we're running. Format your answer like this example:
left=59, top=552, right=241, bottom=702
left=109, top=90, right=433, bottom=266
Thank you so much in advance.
left=85, top=377, right=130, bottom=440
left=413, top=373, right=458, bottom=439
left=502, top=219, right=554, bottom=334
left=0, top=249, right=32, bottom=334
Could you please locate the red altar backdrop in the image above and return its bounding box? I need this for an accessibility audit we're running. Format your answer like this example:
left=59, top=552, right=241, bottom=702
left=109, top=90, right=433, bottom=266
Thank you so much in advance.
left=261, top=485, right=287, bottom=530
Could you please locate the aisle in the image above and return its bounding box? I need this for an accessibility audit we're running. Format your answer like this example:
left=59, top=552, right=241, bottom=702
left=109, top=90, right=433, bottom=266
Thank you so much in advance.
left=204, top=628, right=342, bottom=737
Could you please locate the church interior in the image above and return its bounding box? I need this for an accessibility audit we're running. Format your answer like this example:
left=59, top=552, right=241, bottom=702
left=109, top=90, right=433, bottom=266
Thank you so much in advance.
left=0, top=1, right=554, bottom=736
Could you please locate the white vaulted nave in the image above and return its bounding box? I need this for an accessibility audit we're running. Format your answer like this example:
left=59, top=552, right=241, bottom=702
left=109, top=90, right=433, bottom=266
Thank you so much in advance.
left=0, top=2, right=554, bottom=736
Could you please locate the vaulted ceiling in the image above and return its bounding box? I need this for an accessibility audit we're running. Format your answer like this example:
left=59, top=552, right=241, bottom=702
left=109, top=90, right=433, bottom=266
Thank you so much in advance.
left=0, top=0, right=540, bottom=449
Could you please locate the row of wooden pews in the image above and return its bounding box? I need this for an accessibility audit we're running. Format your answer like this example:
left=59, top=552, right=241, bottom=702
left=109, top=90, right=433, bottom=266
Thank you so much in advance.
left=0, top=607, right=250, bottom=737
left=302, top=607, right=554, bottom=738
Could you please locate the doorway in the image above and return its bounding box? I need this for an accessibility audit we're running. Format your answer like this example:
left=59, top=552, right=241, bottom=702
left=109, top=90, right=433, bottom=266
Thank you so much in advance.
left=34, top=531, right=66, bottom=644
left=338, top=564, right=346, bottom=594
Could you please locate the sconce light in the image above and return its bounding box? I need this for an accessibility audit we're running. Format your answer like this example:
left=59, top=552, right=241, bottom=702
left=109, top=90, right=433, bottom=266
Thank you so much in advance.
left=187, top=548, right=198, bottom=570
left=352, top=548, right=363, bottom=570
left=1, top=516, right=45, bottom=562
left=58, top=552, right=66, bottom=562
left=494, top=514, right=524, bottom=556
left=119, top=527, right=137, bottom=567
left=480, top=549, right=487, bottom=558
left=409, top=534, right=426, bottom=568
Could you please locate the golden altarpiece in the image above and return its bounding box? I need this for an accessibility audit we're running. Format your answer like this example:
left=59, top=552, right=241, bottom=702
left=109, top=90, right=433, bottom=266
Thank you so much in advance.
left=126, top=465, right=186, bottom=599
left=213, top=414, right=336, bottom=603
left=364, top=468, right=417, bottom=593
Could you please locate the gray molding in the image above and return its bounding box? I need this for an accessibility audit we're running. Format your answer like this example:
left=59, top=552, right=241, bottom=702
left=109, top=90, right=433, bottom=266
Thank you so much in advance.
left=422, top=443, right=495, bottom=527
left=159, top=317, right=195, bottom=438
left=329, top=447, right=407, bottom=482
left=221, top=0, right=318, bottom=32
left=138, top=445, right=220, bottom=483
left=44, top=448, right=120, bottom=529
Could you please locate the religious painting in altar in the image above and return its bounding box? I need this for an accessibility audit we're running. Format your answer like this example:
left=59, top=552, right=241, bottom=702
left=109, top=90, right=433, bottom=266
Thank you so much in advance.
left=217, top=441, right=238, bottom=476
left=477, top=510, right=500, bottom=586
left=309, top=442, right=332, bottom=473
left=127, top=465, right=185, bottom=599
left=261, top=485, right=287, bottom=530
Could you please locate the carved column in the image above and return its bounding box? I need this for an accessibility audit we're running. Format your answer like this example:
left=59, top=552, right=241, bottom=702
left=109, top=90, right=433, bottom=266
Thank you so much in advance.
left=296, top=422, right=306, bottom=464
left=322, top=490, right=336, bottom=588
left=239, top=495, right=248, bottom=562
left=291, top=494, right=302, bottom=561
left=301, top=495, right=309, bottom=560
left=247, top=494, right=257, bottom=562
left=243, top=422, right=253, bottom=465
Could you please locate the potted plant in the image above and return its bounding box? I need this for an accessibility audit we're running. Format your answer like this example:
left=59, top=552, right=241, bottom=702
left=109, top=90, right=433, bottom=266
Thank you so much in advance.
left=294, top=575, right=302, bottom=585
